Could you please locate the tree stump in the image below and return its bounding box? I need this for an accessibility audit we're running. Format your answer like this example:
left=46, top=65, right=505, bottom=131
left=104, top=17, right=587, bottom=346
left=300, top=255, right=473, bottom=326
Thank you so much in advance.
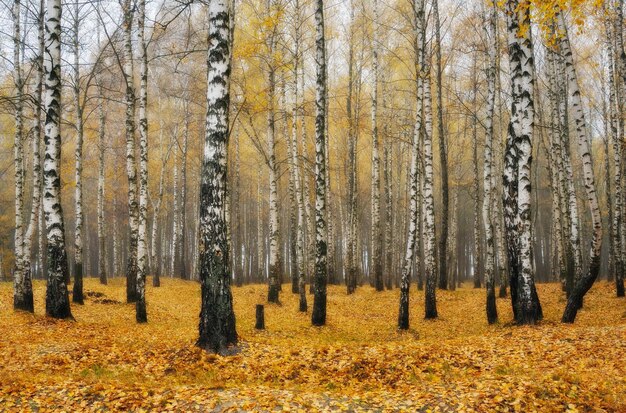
left=255, top=304, right=265, bottom=330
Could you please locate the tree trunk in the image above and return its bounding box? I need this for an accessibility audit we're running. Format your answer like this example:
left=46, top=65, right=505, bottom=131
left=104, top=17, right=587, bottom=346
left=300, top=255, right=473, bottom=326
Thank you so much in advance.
left=423, top=68, right=438, bottom=320
left=72, top=0, right=85, bottom=305
left=311, top=0, right=328, bottom=327
left=370, top=0, right=383, bottom=292
left=123, top=0, right=139, bottom=303
left=97, top=82, right=107, bottom=285
left=12, top=0, right=33, bottom=313
left=398, top=0, right=425, bottom=330
left=504, top=0, right=541, bottom=324
left=605, top=8, right=625, bottom=297
left=483, top=0, right=498, bottom=324
left=557, top=14, right=603, bottom=323
left=346, top=0, right=358, bottom=295
left=135, top=0, right=148, bottom=323
left=293, top=0, right=307, bottom=311
left=179, top=103, right=190, bottom=280
left=197, top=0, right=238, bottom=353
left=266, top=1, right=281, bottom=302
left=43, top=0, right=72, bottom=319
left=433, top=0, right=448, bottom=291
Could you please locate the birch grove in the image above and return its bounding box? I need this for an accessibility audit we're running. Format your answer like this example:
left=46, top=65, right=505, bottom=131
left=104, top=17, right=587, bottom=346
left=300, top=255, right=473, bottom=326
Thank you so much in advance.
left=1, top=0, right=623, bottom=336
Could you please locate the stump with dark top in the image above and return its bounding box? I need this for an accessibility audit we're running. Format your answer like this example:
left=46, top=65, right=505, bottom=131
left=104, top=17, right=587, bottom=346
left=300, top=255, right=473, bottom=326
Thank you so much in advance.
left=255, top=304, right=265, bottom=330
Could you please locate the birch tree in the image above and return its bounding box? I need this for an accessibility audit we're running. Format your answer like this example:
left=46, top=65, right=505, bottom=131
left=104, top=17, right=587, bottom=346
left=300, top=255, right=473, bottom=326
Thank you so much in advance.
left=433, top=0, right=449, bottom=291
left=503, top=0, right=541, bottom=324
left=122, top=0, right=139, bottom=303
left=97, top=80, right=106, bottom=285
left=197, top=0, right=237, bottom=353
left=557, top=14, right=603, bottom=323
left=423, top=63, right=438, bottom=319
left=12, top=0, right=33, bottom=313
left=398, top=0, right=425, bottom=330
left=605, top=3, right=625, bottom=297
left=266, top=0, right=281, bottom=303
left=136, top=0, right=148, bottom=323
left=370, top=0, right=383, bottom=292
left=44, top=0, right=72, bottom=319
left=72, top=0, right=85, bottom=304
left=346, top=0, right=358, bottom=295
left=292, top=0, right=307, bottom=311
left=483, top=0, right=497, bottom=324
left=311, top=0, right=328, bottom=327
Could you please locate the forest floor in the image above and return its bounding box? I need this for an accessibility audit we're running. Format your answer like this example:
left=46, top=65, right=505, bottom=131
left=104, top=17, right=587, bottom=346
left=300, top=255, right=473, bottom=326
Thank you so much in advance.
left=0, top=278, right=624, bottom=412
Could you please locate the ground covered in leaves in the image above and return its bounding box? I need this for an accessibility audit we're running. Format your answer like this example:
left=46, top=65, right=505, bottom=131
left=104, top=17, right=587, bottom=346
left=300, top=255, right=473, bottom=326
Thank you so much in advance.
left=0, top=278, right=624, bottom=412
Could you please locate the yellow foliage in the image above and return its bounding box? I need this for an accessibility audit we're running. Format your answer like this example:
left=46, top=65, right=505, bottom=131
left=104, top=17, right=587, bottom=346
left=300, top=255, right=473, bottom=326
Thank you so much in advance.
left=0, top=279, right=624, bottom=411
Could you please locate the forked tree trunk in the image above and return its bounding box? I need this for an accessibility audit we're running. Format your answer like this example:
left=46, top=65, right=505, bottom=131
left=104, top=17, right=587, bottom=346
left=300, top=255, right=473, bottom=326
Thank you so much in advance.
left=398, top=0, right=424, bottom=330
left=503, top=0, right=541, bottom=324
left=557, top=14, right=603, bottom=323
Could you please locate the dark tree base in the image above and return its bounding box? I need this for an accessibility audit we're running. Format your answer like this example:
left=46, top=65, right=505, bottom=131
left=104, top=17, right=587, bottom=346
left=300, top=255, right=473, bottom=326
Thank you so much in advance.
left=311, top=291, right=326, bottom=326
left=398, top=302, right=409, bottom=330
left=424, top=308, right=438, bottom=319
left=267, top=285, right=280, bottom=304
left=299, top=296, right=307, bottom=312
left=486, top=292, right=498, bottom=324
left=291, top=278, right=298, bottom=294
left=14, top=268, right=34, bottom=313
left=46, top=245, right=73, bottom=320
left=14, top=294, right=34, bottom=313
left=126, top=262, right=138, bottom=303
left=498, top=285, right=507, bottom=298
left=255, top=304, right=265, bottom=329
left=136, top=300, right=147, bottom=323
left=473, top=280, right=481, bottom=289
left=72, top=263, right=84, bottom=305
left=153, top=275, right=160, bottom=287
left=616, top=280, right=625, bottom=297
left=99, top=275, right=107, bottom=285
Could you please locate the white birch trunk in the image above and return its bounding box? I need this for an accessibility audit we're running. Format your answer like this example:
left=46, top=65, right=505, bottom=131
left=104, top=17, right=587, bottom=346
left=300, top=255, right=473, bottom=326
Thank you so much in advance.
left=72, top=0, right=85, bottom=304
left=311, top=0, right=328, bottom=326
left=398, top=0, right=424, bottom=329
left=136, top=0, right=148, bottom=323
left=197, top=0, right=237, bottom=352
left=123, top=0, right=139, bottom=303
left=43, top=0, right=72, bottom=319
left=370, top=0, right=383, bottom=292
left=557, top=14, right=603, bottom=322
left=483, top=0, right=498, bottom=323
